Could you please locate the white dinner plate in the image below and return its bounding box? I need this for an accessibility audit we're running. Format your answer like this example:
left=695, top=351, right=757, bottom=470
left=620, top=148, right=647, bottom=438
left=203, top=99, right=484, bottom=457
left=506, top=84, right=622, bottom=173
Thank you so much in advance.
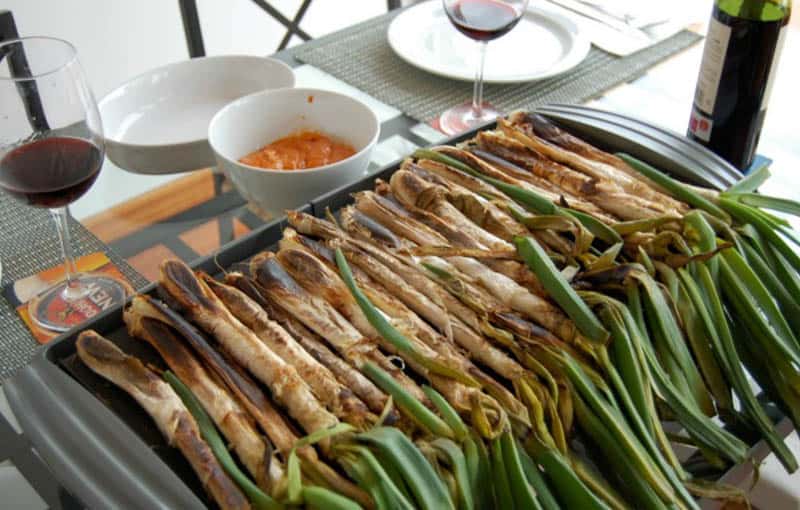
left=387, top=0, right=590, bottom=83
left=99, top=56, right=295, bottom=175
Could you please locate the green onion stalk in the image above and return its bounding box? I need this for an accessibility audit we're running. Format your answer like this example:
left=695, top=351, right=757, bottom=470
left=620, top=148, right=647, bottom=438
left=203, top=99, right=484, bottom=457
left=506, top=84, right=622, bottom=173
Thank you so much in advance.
left=282, top=148, right=800, bottom=508
left=413, top=149, right=622, bottom=247
left=336, top=247, right=613, bottom=508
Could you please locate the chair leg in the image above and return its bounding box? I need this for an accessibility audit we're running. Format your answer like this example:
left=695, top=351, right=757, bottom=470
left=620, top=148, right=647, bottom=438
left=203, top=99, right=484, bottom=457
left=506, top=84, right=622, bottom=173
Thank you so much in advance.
left=250, top=0, right=313, bottom=42
left=277, top=0, right=313, bottom=51
left=177, top=0, right=205, bottom=58
left=0, top=9, right=19, bottom=41
left=0, top=10, right=50, bottom=131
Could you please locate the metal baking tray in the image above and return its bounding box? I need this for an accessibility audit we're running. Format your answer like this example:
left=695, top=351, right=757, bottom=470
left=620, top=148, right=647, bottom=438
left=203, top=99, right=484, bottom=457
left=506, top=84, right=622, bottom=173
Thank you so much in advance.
left=3, top=110, right=790, bottom=509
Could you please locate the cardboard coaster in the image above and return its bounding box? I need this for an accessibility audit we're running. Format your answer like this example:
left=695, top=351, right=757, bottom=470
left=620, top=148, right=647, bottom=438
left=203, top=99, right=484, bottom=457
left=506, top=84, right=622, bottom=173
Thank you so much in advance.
left=3, top=252, right=133, bottom=344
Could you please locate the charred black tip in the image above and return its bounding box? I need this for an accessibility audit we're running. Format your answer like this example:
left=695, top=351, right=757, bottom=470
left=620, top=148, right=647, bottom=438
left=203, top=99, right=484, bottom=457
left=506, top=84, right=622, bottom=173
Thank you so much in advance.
left=227, top=273, right=271, bottom=311
left=148, top=296, right=272, bottom=413
left=296, top=233, right=336, bottom=262
left=76, top=330, right=125, bottom=363
left=525, top=113, right=569, bottom=146
left=381, top=409, right=401, bottom=427
left=136, top=316, right=200, bottom=370
left=161, top=260, right=214, bottom=309
left=350, top=209, right=402, bottom=248
left=575, top=264, right=640, bottom=288
left=149, top=298, right=204, bottom=339
left=252, top=254, right=306, bottom=296
left=371, top=192, right=411, bottom=218
left=490, top=312, right=561, bottom=345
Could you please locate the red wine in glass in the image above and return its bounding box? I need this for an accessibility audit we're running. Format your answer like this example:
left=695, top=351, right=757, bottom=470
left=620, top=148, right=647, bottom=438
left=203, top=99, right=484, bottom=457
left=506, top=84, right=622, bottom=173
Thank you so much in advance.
left=0, top=137, right=102, bottom=208
left=440, top=0, right=529, bottom=135
left=446, top=0, right=525, bottom=41
left=1, top=37, right=129, bottom=333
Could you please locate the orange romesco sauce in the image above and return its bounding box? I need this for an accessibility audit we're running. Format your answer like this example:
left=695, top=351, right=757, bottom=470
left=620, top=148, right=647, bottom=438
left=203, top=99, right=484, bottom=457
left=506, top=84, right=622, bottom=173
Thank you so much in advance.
left=239, top=130, right=355, bottom=170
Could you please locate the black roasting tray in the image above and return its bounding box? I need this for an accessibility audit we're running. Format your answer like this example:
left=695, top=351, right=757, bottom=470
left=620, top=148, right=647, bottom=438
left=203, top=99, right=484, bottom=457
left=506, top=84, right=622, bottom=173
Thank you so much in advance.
left=3, top=109, right=791, bottom=509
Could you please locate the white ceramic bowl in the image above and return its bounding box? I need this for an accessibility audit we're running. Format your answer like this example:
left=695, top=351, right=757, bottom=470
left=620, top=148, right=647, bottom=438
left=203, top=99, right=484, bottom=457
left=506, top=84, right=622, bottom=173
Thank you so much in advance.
left=208, top=87, right=380, bottom=217
left=99, top=56, right=295, bottom=174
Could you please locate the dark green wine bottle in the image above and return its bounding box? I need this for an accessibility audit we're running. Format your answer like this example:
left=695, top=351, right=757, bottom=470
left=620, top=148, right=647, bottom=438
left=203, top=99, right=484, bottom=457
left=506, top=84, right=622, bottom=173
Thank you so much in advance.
left=687, top=0, right=791, bottom=171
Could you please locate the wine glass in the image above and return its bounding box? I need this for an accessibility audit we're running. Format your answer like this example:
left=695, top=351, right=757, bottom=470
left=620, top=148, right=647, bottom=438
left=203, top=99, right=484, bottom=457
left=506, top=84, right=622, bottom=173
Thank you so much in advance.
left=440, top=0, right=529, bottom=135
left=0, top=37, right=128, bottom=333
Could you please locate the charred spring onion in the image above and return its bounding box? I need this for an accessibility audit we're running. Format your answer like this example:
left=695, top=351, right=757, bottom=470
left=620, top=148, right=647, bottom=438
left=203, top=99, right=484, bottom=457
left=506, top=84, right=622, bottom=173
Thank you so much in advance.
left=75, top=111, right=800, bottom=509
left=616, top=153, right=730, bottom=222
left=165, top=371, right=284, bottom=510
left=515, top=236, right=609, bottom=344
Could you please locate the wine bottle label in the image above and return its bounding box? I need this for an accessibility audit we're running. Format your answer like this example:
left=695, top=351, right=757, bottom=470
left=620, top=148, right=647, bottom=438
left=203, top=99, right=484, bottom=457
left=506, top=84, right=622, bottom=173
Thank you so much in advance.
left=761, top=25, right=787, bottom=112
left=692, top=17, right=732, bottom=115
left=689, top=107, right=714, bottom=142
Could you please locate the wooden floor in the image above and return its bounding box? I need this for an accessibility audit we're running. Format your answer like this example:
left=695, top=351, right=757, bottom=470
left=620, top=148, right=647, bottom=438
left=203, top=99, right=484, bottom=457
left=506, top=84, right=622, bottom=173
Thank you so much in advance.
left=83, top=169, right=217, bottom=244
left=82, top=169, right=255, bottom=283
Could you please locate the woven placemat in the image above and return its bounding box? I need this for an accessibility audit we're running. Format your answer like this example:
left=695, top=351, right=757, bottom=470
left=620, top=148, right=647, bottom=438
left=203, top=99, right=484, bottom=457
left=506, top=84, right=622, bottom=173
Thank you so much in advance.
left=294, top=14, right=701, bottom=122
left=0, top=191, right=148, bottom=382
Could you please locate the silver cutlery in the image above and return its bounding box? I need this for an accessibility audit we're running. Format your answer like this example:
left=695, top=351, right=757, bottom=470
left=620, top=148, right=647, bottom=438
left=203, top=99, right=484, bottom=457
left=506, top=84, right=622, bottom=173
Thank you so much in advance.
left=547, top=0, right=651, bottom=40
left=574, top=0, right=671, bottom=28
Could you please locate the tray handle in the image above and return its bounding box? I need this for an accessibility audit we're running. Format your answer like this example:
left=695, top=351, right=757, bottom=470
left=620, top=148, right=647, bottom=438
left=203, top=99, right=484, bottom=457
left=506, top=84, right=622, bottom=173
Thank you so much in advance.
left=3, top=355, right=205, bottom=510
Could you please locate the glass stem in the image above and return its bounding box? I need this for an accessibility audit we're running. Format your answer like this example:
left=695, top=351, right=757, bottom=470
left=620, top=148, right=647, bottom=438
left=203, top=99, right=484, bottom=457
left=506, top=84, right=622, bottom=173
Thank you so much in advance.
left=50, top=206, right=81, bottom=300
left=472, top=41, right=488, bottom=118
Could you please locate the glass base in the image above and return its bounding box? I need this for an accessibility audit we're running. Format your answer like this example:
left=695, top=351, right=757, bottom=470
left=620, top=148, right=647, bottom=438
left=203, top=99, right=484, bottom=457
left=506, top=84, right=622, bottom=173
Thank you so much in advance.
left=439, top=101, right=502, bottom=136
left=27, top=273, right=129, bottom=333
